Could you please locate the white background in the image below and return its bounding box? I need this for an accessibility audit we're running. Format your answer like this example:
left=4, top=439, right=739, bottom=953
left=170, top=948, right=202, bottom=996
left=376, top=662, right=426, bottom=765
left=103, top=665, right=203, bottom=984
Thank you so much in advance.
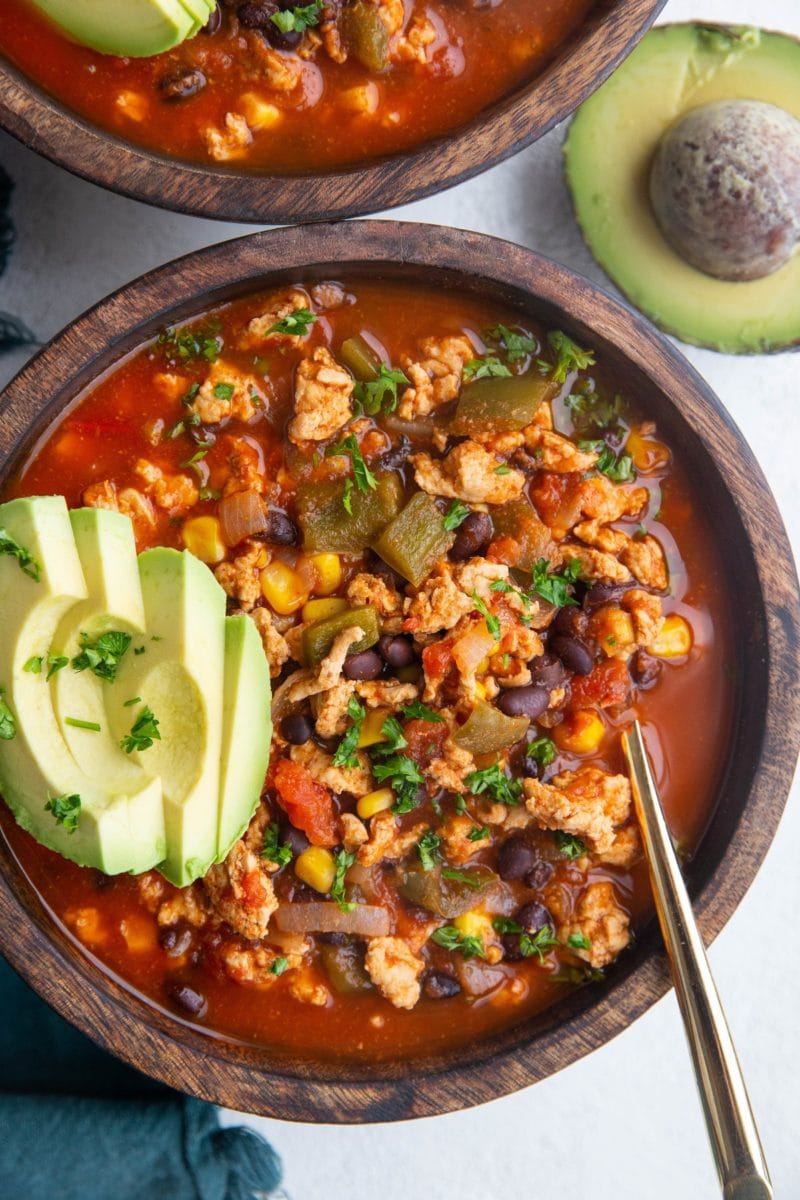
left=0, top=0, right=798, bottom=1196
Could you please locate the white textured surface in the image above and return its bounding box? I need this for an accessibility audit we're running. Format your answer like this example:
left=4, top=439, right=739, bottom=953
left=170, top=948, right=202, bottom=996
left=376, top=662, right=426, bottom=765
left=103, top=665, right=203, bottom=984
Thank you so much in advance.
left=0, top=0, right=798, bottom=1196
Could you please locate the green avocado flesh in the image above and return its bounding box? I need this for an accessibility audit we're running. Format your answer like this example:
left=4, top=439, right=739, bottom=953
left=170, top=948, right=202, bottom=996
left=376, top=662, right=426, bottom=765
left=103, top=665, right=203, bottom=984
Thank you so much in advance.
left=0, top=497, right=271, bottom=884
left=564, top=24, right=800, bottom=353
left=30, top=0, right=214, bottom=57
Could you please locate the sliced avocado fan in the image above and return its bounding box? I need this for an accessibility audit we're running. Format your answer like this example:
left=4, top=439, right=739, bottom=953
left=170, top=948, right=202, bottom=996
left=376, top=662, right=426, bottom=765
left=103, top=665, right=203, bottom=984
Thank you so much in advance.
left=31, top=0, right=215, bottom=57
left=564, top=24, right=800, bottom=353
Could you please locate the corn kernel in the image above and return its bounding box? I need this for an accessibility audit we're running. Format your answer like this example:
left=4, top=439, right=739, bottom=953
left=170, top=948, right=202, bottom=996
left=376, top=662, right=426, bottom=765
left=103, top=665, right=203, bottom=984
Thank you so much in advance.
left=64, top=907, right=106, bottom=946
left=182, top=516, right=226, bottom=564
left=341, top=82, right=380, bottom=115
left=474, top=680, right=488, bottom=701
left=115, top=89, right=148, bottom=122
left=356, top=788, right=395, bottom=819
left=302, top=597, right=349, bottom=623
left=454, top=909, right=494, bottom=942
left=358, top=707, right=392, bottom=748
left=295, top=846, right=336, bottom=894
left=239, top=92, right=282, bottom=131
left=554, top=710, right=605, bottom=755
left=596, top=609, right=635, bottom=657
left=261, top=561, right=309, bottom=615
left=648, top=613, right=693, bottom=658
left=119, top=914, right=158, bottom=954
left=626, top=429, right=671, bottom=473
left=308, top=553, right=343, bottom=596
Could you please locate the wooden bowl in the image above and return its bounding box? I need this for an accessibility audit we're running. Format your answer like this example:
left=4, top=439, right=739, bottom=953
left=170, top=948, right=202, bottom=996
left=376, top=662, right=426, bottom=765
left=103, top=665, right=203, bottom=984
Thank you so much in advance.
left=0, top=0, right=665, bottom=224
left=0, top=221, right=797, bottom=1121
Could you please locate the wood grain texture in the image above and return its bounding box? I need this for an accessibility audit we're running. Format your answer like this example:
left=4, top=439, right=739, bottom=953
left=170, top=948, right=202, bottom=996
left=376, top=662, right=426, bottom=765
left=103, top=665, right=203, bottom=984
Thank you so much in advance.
left=0, top=0, right=665, bottom=224
left=0, top=221, right=797, bottom=1123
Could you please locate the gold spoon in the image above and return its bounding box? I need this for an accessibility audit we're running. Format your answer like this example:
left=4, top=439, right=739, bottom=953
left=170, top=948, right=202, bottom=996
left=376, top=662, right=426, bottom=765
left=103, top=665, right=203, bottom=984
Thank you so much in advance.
left=621, top=720, right=773, bottom=1200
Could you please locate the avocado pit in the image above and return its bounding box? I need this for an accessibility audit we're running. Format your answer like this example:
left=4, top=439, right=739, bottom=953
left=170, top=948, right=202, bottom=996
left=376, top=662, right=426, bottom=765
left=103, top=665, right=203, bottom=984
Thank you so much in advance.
left=649, top=99, right=800, bottom=282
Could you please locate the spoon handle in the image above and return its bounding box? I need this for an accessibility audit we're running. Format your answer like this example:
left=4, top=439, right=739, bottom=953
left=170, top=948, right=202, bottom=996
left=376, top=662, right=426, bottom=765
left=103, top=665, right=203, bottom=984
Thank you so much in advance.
left=622, top=721, right=772, bottom=1200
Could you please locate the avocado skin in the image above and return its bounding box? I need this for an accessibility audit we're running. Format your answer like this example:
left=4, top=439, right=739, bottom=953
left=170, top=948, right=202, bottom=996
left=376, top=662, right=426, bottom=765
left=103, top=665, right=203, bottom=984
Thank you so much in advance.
left=564, top=24, right=800, bottom=354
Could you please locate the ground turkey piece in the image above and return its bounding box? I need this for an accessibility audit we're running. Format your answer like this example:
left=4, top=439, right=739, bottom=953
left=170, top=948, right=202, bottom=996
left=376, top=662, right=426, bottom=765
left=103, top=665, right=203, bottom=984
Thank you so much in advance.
left=398, top=334, right=476, bottom=419
left=288, top=346, right=354, bottom=443
left=83, top=480, right=156, bottom=543
left=191, top=362, right=265, bottom=424
left=214, top=542, right=264, bottom=611
left=245, top=606, right=291, bottom=677
left=203, top=841, right=279, bottom=940
left=205, top=112, right=252, bottom=162
left=246, top=289, right=311, bottom=347
left=558, top=881, right=631, bottom=969
left=365, top=936, right=425, bottom=1009
left=403, top=558, right=509, bottom=635
left=412, top=441, right=524, bottom=505
left=134, top=460, right=198, bottom=514
left=523, top=428, right=600, bottom=473
left=393, top=14, right=437, bottom=62
left=523, top=766, right=633, bottom=856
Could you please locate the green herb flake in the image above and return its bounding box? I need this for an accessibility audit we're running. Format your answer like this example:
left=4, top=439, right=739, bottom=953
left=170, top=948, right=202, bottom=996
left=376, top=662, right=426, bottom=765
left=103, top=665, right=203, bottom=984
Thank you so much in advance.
left=44, top=792, right=81, bottom=833
left=453, top=795, right=467, bottom=815
left=23, top=656, right=43, bottom=675
left=270, top=2, right=323, bottom=34
left=268, top=306, right=317, bottom=337
left=64, top=717, right=101, bottom=733
left=399, top=700, right=444, bottom=724
left=342, top=476, right=354, bottom=516
left=0, top=689, right=16, bottom=741
left=417, top=830, right=443, bottom=871
left=465, top=763, right=522, bottom=807
left=493, top=464, right=511, bottom=475
left=372, top=753, right=424, bottom=814
left=45, top=654, right=69, bottom=682
left=578, top=439, right=636, bottom=483
left=487, top=324, right=539, bottom=363
left=71, top=629, right=132, bottom=683
left=332, top=695, right=366, bottom=769
left=463, top=355, right=512, bottom=382
left=568, top=931, right=592, bottom=951
left=353, top=365, right=410, bottom=416
left=442, top=501, right=470, bottom=532
left=547, top=330, right=596, bottom=383
left=470, top=591, right=500, bottom=640
left=467, top=825, right=490, bottom=842
left=378, top=715, right=407, bottom=755
left=525, top=736, right=557, bottom=769
left=123, top=697, right=142, bottom=708
left=157, top=324, right=221, bottom=365
left=120, top=706, right=161, bottom=755
left=0, top=528, right=41, bottom=582
left=262, top=821, right=293, bottom=868
left=554, top=830, right=587, bottom=860
left=441, top=867, right=483, bottom=890
left=327, top=434, right=378, bottom=494
left=331, top=849, right=356, bottom=913
left=270, top=956, right=289, bottom=976
left=213, top=381, right=235, bottom=403
left=531, top=557, right=582, bottom=608
left=431, top=925, right=485, bottom=960
left=520, top=924, right=560, bottom=963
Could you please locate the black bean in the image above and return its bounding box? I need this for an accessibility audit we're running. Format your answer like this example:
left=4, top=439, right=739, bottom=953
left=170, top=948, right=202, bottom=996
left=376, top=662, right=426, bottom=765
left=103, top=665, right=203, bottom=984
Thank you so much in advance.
left=584, top=582, right=629, bottom=610
left=520, top=755, right=543, bottom=779
left=378, top=635, right=415, bottom=669
left=423, top=972, right=462, bottom=1000
left=496, top=835, right=536, bottom=882
left=254, top=507, right=298, bottom=546
left=550, top=634, right=594, bottom=676
left=630, top=649, right=662, bottom=688
left=202, top=4, right=222, bottom=34
left=237, top=0, right=277, bottom=27
left=166, top=981, right=207, bottom=1018
left=343, top=649, right=383, bottom=681
left=278, top=815, right=310, bottom=857
left=524, top=861, right=554, bottom=891
left=516, top=901, right=553, bottom=934
left=378, top=435, right=411, bottom=473
left=528, top=654, right=567, bottom=690
left=365, top=553, right=405, bottom=591
left=450, top=511, right=493, bottom=560
left=281, top=712, right=314, bottom=745
left=159, top=926, right=193, bottom=958
left=496, top=685, right=550, bottom=720
left=159, top=69, right=207, bottom=101
left=551, top=605, right=588, bottom=638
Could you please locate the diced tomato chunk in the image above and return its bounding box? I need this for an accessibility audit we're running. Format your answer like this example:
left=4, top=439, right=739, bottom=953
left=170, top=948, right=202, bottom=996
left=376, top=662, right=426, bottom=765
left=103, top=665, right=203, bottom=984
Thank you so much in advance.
left=568, top=658, right=630, bottom=711
left=241, top=870, right=268, bottom=909
left=403, top=718, right=447, bottom=768
left=421, top=640, right=453, bottom=680
left=273, top=758, right=338, bottom=847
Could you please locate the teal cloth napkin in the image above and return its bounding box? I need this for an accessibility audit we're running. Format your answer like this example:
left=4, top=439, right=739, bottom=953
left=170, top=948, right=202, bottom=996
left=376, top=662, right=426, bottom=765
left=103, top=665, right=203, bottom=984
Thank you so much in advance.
left=0, top=955, right=284, bottom=1200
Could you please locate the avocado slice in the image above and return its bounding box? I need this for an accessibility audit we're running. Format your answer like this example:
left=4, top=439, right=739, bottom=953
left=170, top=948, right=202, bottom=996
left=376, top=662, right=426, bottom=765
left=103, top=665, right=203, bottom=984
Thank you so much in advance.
left=108, top=548, right=226, bottom=887
left=564, top=24, right=800, bottom=353
left=0, top=497, right=164, bottom=873
left=30, top=0, right=212, bottom=57
left=216, top=615, right=272, bottom=862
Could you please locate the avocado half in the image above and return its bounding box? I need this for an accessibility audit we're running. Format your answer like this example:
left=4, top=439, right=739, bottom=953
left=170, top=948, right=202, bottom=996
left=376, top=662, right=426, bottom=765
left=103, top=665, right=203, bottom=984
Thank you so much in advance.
left=564, top=24, right=800, bottom=354
left=31, top=0, right=215, bottom=57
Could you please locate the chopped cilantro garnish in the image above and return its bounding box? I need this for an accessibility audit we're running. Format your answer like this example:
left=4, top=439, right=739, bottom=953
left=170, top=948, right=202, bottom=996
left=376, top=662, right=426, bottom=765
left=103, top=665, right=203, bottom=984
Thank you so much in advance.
left=270, top=2, right=323, bottom=34
left=268, top=306, right=317, bottom=336
left=45, top=792, right=80, bottom=833
left=327, top=434, right=377, bottom=494
left=547, top=330, right=596, bottom=383
left=372, top=753, right=424, bottom=814
left=493, top=917, right=559, bottom=963
left=493, top=464, right=511, bottom=475
left=463, top=355, right=511, bottom=382
left=564, top=390, right=624, bottom=434
left=270, top=956, right=289, bottom=976
left=467, top=825, right=490, bottom=842
left=442, top=500, right=470, bottom=532
left=554, top=830, right=587, bottom=860
left=342, top=477, right=354, bottom=516
left=213, top=381, right=234, bottom=402
left=417, top=830, right=443, bottom=871
left=23, top=656, right=43, bottom=675
left=157, top=324, right=220, bottom=364
left=120, top=706, right=161, bottom=754
left=72, top=630, right=132, bottom=682
left=465, top=763, right=522, bottom=807
left=0, top=689, right=16, bottom=740
left=331, top=848, right=356, bottom=913
left=64, top=717, right=101, bottom=732
left=353, top=365, right=409, bottom=416
left=431, top=926, right=485, bottom=959
left=486, top=324, right=539, bottom=363
left=378, top=715, right=407, bottom=754
left=578, top=439, right=636, bottom=483
left=0, top=528, right=41, bottom=581
left=123, top=697, right=141, bottom=708
left=531, top=557, right=582, bottom=607
left=525, top=736, right=557, bottom=769
left=332, top=695, right=366, bottom=769
left=400, top=700, right=444, bottom=724
left=568, top=931, right=592, bottom=951
left=441, top=867, right=483, bottom=890
left=45, top=654, right=69, bottom=681
left=262, top=821, right=293, bottom=868
left=470, top=591, right=500, bottom=640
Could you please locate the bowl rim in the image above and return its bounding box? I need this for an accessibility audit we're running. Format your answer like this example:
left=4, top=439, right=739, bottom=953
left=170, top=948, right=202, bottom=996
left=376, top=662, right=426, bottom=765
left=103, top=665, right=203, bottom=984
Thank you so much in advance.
left=0, top=219, right=797, bottom=1123
left=0, top=0, right=666, bottom=224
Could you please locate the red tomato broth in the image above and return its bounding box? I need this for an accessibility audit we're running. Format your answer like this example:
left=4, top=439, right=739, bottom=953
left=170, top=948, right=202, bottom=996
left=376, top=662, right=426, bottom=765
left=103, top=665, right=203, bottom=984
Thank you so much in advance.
left=0, top=0, right=595, bottom=172
left=0, top=279, right=736, bottom=1060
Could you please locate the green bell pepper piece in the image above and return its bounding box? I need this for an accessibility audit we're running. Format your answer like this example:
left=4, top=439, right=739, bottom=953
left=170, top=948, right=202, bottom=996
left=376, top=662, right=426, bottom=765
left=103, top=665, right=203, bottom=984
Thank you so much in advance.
left=340, top=335, right=382, bottom=382
left=341, top=0, right=390, bottom=70
left=297, top=471, right=403, bottom=554
left=303, top=605, right=381, bottom=667
left=450, top=376, right=557, bottom=436
left=490, top=497, right=553, bottom=567
left=452, top=700, right=529, bottom=754
left=399, top=864, right=499, bottom=918
left=372, top=491, right=454, bottom=587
